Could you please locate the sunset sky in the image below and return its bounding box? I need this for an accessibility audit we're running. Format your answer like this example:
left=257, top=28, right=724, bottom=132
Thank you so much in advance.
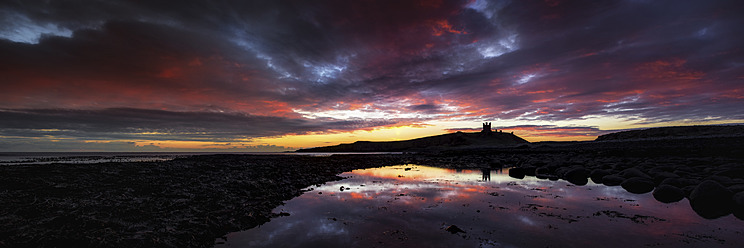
left=1, top=0, right=743, bottom=152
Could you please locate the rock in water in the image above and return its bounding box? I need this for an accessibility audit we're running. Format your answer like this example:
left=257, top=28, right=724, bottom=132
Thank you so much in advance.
left=524, top=166, right=537, bottom=176
left=535, top=166, right=552, bottom=175
left=589, top=169, right=610, bottom=184
left=731, top=191, right=744, bottom=220
left=565, top=168, right=590, bottom=186
left=689, top=180, right=734, bottom=219
left=621, top=177, right=655, bottom=194
left=567, top=176, right=588, bottom=186
left=445, top=225, right=466, bottom=234
left=509, top=168, right=525, bottom=179
left=652, top=185, right=685, bottom=203
left=602, top=175, right=625, bottom=186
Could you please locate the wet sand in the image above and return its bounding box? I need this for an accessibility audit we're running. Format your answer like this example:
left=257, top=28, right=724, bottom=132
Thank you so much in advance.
left=1, top=136, right=743, bottom=247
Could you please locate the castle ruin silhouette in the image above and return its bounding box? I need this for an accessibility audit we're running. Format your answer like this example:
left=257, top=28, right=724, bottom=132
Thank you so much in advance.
left=482, top=122, right=492, bottom=133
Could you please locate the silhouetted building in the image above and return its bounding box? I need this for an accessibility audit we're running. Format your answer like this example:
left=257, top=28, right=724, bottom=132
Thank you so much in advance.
left=482, top=122, right=492, bottom=133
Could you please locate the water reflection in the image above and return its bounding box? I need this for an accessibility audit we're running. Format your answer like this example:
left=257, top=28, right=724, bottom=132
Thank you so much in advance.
left=481, top=168, right=491, bottom=181
left=216, top=165, right=743, bottom=248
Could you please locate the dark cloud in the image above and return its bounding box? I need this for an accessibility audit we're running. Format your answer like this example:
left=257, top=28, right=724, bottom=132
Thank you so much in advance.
left=1, top=0, right=743, bottom=150
left=0, top=108, right=399, bottom=142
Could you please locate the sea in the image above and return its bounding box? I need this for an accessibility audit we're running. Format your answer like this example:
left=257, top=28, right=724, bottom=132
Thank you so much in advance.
left=0, top=152, right=401, bottom=165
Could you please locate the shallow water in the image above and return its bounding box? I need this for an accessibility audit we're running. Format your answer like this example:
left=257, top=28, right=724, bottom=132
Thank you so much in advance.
left=215, top=165, right=743, bottom=248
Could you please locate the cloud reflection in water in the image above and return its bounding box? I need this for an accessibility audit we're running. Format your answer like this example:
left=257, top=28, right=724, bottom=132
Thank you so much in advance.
left=216, top=165, right=743, bottom=248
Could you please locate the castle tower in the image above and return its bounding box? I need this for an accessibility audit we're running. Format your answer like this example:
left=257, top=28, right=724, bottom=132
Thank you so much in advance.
left=482, top=122, right=492, bottom=133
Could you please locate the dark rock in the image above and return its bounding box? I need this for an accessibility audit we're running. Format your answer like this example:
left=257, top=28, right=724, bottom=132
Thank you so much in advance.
left=564, top=167, right=590, bottom=185
left=619, top=168, right=652, bottom=180
left=727, top=184, right=744, bottom=193
left=567, top=176, right=588, bottom=186
left=673, top=170, right=694, bottom=177
left=535, top=166, right=552, bottom=175
left=589, top=169, right=610, bottom=184
left=553, top=167, right=571, bottom=178
left=705, top=175, right=734, bottom=186
left=689, top=180, right=734, bottom=219
left=733, top=192, right=744, bottom=220
left=682, top=185, right=696, bottom=197
left=660, top=178, right=699, bottom=188
left=715, top=167, right=744, bottom=179
left=508, top=168, right=525, bottom=179
left=652, top=185, right=685, bottom=203
left=445, top=225, right=466, bottom=234
left=602, top=175, right=625, bottom=186
left=612, top=163, right=631, bottom=171
left=621, top=177, right=655, bottom=194
left=524, top=166, right=537, bottom=176
left=650, top=171, right=679, bottom=185
left=649, top=166, right=675, bottom=173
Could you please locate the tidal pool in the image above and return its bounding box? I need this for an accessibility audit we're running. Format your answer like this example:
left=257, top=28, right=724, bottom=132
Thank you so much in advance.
left=215, top=165, right=743, bottom=247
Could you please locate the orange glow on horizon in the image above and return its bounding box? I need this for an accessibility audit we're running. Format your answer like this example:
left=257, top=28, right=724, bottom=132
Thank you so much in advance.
left=37, top=118, right=744, bottom=152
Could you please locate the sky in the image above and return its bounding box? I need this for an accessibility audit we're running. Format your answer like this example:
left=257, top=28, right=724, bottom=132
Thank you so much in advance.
left=1, top=0, right=743, bottom=152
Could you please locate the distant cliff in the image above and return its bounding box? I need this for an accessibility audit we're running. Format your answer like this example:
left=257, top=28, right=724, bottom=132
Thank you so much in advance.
left=296, top=131, right=529, bottom=152
left=596, top=125, right=744, bottom=141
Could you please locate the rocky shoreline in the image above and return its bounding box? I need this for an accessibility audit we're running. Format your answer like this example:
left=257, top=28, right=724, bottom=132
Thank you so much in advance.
left=0, top=155, right=406, bottom=248
left=411, top=136, right=744, bottom=220
left=1, top=136, right=743, bottom=247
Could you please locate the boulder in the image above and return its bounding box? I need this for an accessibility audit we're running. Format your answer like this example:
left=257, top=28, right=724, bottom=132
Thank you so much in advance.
left=727, top=184, right=744, bottom=193
left=508, top=168, right=525, bottom=179
left=602, top=175, right=625, bottom=186
left=733, top=192, right=744, bottom=220
left=554, top=167, right=571, bottom=178
left=660, top=177, right=699, bottom=188
left=621, top=177, right=655, bottom=194
left=619, top=168, right=652, bottom=180
left=689, top=180, right=734, bottom=219
left=524, top=166, right=537, bottom=177
left=535, top=166, right=552, bottom=175
left=589, top=169, right=610, bottom=184
left=705, top=175, right=734, bottom=186
left=715, top=167, right=744, bottom=179
left=567, top=176, right=588, bottom=186
left=564, top=167, right=590, bottom=186
left=650, top=171, right=679, bottom=185
left=682, top=185, right=696, bottom=197
left=652, top=185, right=685, bottom=203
